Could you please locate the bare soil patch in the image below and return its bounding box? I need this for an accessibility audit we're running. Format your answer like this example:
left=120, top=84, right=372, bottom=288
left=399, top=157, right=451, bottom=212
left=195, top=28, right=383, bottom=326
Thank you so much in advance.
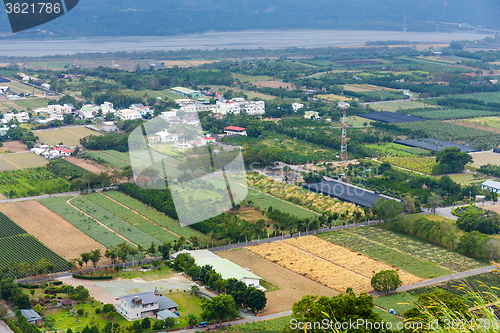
left=251, top=81, right=294, bottom=90
left=218, top=249, right=337, bottom=313
left=3, top=141, right=27, bottom=152
left=449, top=120, right=500, bottom=134
left=0, top=201, right=106, bottom=264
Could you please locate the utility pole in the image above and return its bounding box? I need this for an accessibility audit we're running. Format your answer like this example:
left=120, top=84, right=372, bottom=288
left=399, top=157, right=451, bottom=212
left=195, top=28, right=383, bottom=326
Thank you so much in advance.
left=404, top=13, right=407, bottom=33
left=340, top=106, right=348, bottom=160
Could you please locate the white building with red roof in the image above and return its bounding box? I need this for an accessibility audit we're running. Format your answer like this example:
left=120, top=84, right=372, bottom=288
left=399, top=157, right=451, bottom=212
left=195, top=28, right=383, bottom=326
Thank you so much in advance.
left=224, top=126, right=247, bottom=136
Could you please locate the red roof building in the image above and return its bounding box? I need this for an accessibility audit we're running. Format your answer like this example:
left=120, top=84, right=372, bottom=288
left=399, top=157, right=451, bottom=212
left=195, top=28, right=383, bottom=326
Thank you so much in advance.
left=224, top=126, right=247, bottom=136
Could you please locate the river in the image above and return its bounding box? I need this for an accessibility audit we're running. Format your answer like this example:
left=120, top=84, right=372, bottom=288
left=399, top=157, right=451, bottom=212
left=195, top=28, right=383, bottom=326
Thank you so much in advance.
left=0, top=30, right=489, bottom=57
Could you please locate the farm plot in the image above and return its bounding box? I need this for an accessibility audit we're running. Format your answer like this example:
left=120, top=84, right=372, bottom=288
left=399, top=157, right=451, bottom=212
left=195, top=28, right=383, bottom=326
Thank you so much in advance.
left=1, top=152, right=48, bottom=169
left=394, top=139, right=478, bottom=153
left=380, top=155, right=437, bottom=175
left=358, top=111, right=426, bottom=123
left=218, top=248, right=337, bottom=313
left=103, top=191, right=202, bottom=239
left=39, top=196, right=131, bottom=248
left=0, top=157, right=18, bottom=171
left=65, top=156, right=110, bottom=174
left=247, top=241, right=371, bottom=294
left=84, top=193, right=179, bottom=243
left=35, top=127, right=96, bottom=147
left=0, top=201, right=106, bottom=262
left=404, top=108, right=500, bottom=120
left=284, top=236, right=421, bottom=285
left=343, top=84, right=398, bottom=92
left=246, top=188, right=318, bottom=219
left=317, top=94, right=356, bottom=102
left=70, top=196, right=162, bottom=247
left=320, top=231, right=449, bottom=279
left=87, top=151, right=130, bottom=169
left=372, top=101, right=436, bottom=112
left=0, top=234, right=68, bottom=275
left=0, top=211, right=27, bottom=238
left=366, top=143, right=431, bottom=156
left=396, top=121, right=500, bottom=149
left=443, top=92, right=500, bottom=103
left=0, top=167, right=71, bottom=198
left=469, top=151, right=500, bottom=168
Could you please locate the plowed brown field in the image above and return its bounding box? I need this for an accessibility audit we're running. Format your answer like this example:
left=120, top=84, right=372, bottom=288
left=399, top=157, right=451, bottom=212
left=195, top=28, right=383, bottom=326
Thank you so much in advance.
left=284, top=236, right=421, bottom=285
left=0, top=201, right=106, bottom=264
left=247, top=241, right=371, bottom=294
left=218, top=249, right=337, bottom=313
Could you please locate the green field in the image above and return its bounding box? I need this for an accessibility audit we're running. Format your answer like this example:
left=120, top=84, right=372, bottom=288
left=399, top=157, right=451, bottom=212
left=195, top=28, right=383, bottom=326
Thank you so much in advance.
left=39, top=196, right=132, bottom=248
left=447, top=173, right=486, bottom=185
left=234, top=75, right=273, bottom=82
left=14, top=98, right=49, bottom=109
left=70, top=196, right=162, bottom=247
left=246, top=188, right=318, bottom=219
left=1, top=152, right=49, bottom=169
left=371, top=101, right=436, bottom=112
left=373, top=292, right=416, bottom=316
left=85, top=193, right=179, bottom=243
left=35, top=127, right=99, bottom=147
left=87, top=151, right=130, bottom=169
left=104, top=191, right=203, bottom=239
left=6, top=81, right=45, bottom=95
left=404, top=108, right=500, bottom=120
left=366, top=143, right=431, bottom=157
left=47, top=61, right=75, bottom=70
left=0, top=212, right=67, bottom=276
left=380, top=155, right=437, bottom=175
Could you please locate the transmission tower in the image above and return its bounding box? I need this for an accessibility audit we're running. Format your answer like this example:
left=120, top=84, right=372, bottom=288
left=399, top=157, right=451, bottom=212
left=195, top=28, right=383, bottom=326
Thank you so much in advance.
left=340, top=106, right=348, bottom=160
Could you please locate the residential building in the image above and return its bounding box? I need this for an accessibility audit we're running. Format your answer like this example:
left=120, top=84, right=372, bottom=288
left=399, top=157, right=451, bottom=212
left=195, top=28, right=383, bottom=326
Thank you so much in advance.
left=20, top=309, right=43, bottom=326
left=7, top=95, right=20, bottom=100
left=481, top=180, right=500, bottom=193
left=116, top=292, right=159, bottom=321
left=175, top=99, right=194, bottom=105
left=79, top=104, right=99, bottom=119
left=4, top=112, right=30, bottom=123
left=173, top=140, right=192, bottom=149
left=157, top=296, right=178, bottom=313
left=224, top=126, right=247, bottom=136
left=292, top=103, right=304, bottom=111
left=154, top=129, right=179, bottom=143
left=41, top=83, right=51, bottom=90
left=304, top=111, right=319, bottom=120
left=49, top=113, right=64, bottom=121
left=101, top=121, right=119, bottom=132
left=171, top=87, right=202, bottom=98
left=117, top=109, right=141, bottom=120
left=100, top=101, right=116, bottom=115
left=157, top=310, right=179, bottom=321
left=0, top=86, right=8, bottom=93
left=338, top=102, right=350, bottom=108
left=48, top=104, right=76, bottom=115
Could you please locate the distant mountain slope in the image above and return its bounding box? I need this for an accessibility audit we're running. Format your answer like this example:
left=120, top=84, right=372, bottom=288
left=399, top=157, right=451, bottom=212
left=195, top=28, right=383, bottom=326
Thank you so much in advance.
left=0, top=0, right=499, bottom=37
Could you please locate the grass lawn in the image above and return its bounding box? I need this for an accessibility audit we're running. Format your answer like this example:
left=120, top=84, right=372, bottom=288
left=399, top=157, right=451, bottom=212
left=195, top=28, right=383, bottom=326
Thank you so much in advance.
left=373, top=307, right=404, bottom=326
left=373, top=291, right=416, bottom=315
left=220, top=315, right=290, bottom=332
left=168, top=292, right=204, bottom=328
left=346, top=116, right=372, bottom=127
left=45, top=300, right=130, bottom=331
left=116, top=266, right=175, bottom=282
left=366, top=143, right=432, bottom=157
left=234, top=75, right=273, bottom=82
left=447, top=173, right=486, bottom=185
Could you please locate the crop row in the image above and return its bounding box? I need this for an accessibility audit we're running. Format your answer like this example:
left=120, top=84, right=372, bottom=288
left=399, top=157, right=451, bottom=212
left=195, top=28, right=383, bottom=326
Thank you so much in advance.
left=318, top=231, right=450, bottom=279
left=104, top=191, right=202, bottom=239
left=0, top=167, right=72, bottom=198
left=0, top=234, right=67, bottom=275
left=39, top=196, right=130, bottom=248
left=380, top=156, right=437, bottom=175
left=85, top=193, right=179, bottom=243
left=70, top=196, right=163, bottom=247
left=0, top=212, right=27, bottom=238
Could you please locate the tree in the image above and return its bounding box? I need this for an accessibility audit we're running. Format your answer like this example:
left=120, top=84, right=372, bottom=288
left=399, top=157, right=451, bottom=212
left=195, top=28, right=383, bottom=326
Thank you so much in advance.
left=153, top=320, right=164, bottom=330
left=132, top=321, right=142, bottom=333
left=434, top=147, right=473, bottom=174
left=370, top=270, right=402, bottom=293
left=164, top=317, right=176, bottom=328
left=243, top=287, right=267, bottom=313
left=427, top=195, right=443, bottom=214
left=201, top=294, right=239, bottom=325
left=89, top=249, right=102, bottom=272
left=64, top=113, right=75, bottom=125
left=225, top=278, right=247, bottom=306
left=191, top=285, right=200, bottom=296
left=187, top=313, right=198, bottom=326
left=456, top=206, right=500, bottom=234
left=372, top=198, right=402, bottom=221
left=141, top=317, right=151, bottom=330
left=33, top=304, right=44, bottom=316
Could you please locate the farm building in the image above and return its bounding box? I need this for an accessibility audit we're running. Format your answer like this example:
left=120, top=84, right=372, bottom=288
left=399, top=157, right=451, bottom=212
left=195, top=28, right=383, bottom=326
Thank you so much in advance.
left=304, top=111, right=320, bottom=120
left=172, top=250, right=263, bottom=288
left=171, top=87, right=202, bottom=98
left=481, top=180, right=500, bottom=193
left=338, top=101, right=350, bottom=108
left=224, top=126, right=247, bottom=136
left=20, top=309, right=43, bottom=326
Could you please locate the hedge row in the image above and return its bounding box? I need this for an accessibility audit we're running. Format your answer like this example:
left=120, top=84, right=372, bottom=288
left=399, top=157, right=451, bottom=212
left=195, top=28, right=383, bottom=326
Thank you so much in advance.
left=73, top=275, right=113, bottom=280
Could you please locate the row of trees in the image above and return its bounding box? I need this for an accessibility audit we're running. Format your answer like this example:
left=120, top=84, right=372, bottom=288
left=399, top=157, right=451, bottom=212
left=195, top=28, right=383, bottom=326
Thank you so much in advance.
left=174, top=253, right=266, bottom=315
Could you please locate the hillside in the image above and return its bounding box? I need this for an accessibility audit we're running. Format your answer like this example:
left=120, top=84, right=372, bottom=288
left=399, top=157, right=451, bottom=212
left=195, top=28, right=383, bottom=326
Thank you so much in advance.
left=0, top=0, right=499, bottom=38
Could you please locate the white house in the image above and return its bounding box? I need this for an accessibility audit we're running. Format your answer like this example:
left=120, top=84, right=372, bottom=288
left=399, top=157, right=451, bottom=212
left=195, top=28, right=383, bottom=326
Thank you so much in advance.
left=4, top=112, right=30, bottom=123
left=48, top=104, right=76, bottom=115
left=173, top=140, right=192, bottom=149
left=117, top=109, right=141, bottom=120
left=224, top=126, right=247, bottom=136
left=292, top=103, right=304, bottom=111
left=79, top=104, right=100, bottom=119
left=338, top=102, right=350, bottom=108
left=155, top=129, right=179, bottom=143
left=0, top=86, right=9, bottom=93
left=100, top=101, right=116, bottom=115
left=481, top=180, right=500, bottom=193
left=49, top=113, right=64, bottom=121
left=116, top=292, right=159, bottom=321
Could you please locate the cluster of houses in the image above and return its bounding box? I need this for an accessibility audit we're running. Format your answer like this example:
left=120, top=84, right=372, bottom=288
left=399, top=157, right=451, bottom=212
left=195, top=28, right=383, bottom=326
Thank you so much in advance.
left=31, top=145, right=73, bottom=160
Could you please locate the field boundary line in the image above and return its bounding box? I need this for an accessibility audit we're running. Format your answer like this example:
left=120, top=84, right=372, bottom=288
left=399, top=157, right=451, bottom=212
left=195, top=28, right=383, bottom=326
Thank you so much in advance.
left=0, top=155, right=20, bottom=169
left=100, top=192, right=182, bottom=239
left=343, top=229, right=452, bottom=273
left=66, top=195, right=138, bottom=247
left=282, top=240, right=371, bottom=281
left=63, top=128, right=85, bottom=138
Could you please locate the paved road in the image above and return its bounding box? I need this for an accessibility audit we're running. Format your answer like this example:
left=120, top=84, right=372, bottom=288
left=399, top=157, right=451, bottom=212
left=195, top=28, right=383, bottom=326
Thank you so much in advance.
left=371, top=265, right=497, bottom=297
left=0, top=321, right=14, bottom=333
left=210, top=220, right=381, bottom=252
left=0, top=186, right=117, bottom=204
